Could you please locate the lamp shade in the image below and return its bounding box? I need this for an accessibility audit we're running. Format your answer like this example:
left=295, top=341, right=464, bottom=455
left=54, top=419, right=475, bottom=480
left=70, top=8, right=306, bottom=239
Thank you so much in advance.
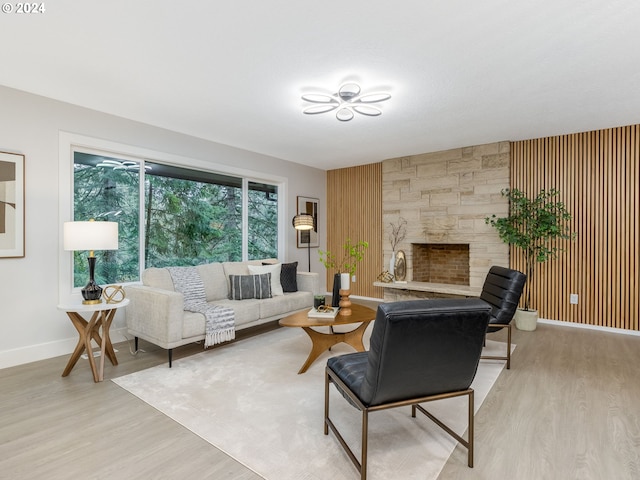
left=63, top=221, right=119, bottom=251
left=292, top=214, right=314, bottom=231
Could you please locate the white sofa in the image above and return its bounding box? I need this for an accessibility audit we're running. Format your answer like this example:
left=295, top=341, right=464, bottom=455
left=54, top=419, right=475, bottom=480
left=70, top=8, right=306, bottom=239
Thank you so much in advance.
left=125, top=259, right=318, bottom=366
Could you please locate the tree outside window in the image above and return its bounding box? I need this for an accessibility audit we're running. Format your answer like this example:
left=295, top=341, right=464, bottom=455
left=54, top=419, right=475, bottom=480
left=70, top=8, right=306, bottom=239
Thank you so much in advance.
left=72, top=151, right=279, bottom=287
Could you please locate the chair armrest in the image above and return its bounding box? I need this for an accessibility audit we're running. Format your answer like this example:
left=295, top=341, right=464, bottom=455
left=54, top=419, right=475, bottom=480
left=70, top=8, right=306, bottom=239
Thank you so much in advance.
left=297, top=271, right=319, bottom=295
left=124, top=284, right=185, bottom=345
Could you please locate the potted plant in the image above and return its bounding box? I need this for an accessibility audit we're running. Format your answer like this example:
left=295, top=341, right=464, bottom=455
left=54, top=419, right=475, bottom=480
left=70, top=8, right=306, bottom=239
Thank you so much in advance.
left=486, top=188, right=574, bottom=331
left=319, top=239, right=369, bottom=306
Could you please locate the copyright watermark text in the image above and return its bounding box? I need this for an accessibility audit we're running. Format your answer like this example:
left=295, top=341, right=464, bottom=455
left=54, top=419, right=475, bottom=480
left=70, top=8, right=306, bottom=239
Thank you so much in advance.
left=2, top=3, right=46, bottom=14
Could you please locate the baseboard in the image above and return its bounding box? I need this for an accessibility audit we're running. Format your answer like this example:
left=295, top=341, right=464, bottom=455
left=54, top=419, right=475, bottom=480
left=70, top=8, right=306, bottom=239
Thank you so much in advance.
left=537, top=318, right=640, bottom=337
left=0, top=327, right=131, bottom=370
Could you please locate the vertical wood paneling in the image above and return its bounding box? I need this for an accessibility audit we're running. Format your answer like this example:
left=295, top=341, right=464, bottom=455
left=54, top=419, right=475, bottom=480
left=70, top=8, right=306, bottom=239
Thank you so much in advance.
left=326, top=163, right=383, bottom=299
left=511, top=125, right=640, bottom=330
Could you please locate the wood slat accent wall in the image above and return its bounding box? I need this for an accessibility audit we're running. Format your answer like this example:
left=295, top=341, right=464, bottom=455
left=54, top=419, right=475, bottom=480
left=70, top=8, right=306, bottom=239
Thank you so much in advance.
left=511, top=125, right=640, bottom=330
left=326, top=163, right=383, bottom=299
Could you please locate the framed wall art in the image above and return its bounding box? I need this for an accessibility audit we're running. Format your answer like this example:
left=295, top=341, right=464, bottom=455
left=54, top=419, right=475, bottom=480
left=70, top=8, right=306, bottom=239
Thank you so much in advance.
left=296, top=195, right=319, bottom=248
left=0, top=151, right=25, bottom=258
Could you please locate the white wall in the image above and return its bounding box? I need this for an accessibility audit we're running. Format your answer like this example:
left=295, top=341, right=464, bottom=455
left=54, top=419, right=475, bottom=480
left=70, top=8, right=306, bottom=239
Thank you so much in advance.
left=0, top=86, right=326, bottom=369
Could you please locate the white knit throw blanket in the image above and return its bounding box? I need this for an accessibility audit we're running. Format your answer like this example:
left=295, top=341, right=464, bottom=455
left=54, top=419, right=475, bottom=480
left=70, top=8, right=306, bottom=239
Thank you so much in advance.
left=166, top=266, right=235, bottom=348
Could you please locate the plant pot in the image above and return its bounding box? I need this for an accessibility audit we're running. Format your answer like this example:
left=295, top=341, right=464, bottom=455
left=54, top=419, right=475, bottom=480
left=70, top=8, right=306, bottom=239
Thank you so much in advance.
left=514, top=308, right=538, bottom=331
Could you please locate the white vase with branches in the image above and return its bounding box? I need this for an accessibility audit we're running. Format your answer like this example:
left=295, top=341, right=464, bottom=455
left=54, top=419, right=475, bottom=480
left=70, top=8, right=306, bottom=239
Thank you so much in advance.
left=388, top=217, right=407, bottom=277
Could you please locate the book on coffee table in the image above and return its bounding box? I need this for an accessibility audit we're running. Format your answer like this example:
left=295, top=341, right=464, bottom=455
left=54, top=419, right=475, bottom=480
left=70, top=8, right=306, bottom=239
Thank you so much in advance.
left=308, top=306, right=340, bottom=319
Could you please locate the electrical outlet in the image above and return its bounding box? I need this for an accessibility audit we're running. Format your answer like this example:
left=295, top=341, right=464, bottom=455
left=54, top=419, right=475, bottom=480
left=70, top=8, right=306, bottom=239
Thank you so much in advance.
left=351, top=275, right=356, bottom=283
left=81, top=348, right=118, bottom=360
left=570, top=293, right=579, bottom=305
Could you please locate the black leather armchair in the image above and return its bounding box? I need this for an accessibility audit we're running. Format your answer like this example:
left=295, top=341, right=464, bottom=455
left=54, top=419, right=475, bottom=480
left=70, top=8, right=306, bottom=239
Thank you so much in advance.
left=479, top=266, right=526, bottom=369
left=324, top=299, right=491, bottom=480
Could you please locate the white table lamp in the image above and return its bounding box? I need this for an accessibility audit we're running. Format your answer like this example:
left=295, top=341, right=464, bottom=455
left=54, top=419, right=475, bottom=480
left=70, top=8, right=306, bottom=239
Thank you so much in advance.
left=64, top=219, right=118, bottom=304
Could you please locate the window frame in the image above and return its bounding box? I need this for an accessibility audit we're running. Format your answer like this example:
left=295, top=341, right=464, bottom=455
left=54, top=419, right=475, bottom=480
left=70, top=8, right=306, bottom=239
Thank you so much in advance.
left=58, top=132, right=287, bottom=303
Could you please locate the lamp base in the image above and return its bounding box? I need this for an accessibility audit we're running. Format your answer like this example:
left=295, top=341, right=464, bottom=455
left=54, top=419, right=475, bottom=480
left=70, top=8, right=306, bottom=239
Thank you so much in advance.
left=81, top=280, right=103, bottom=305
left=82, top=299, right=102, bottom=305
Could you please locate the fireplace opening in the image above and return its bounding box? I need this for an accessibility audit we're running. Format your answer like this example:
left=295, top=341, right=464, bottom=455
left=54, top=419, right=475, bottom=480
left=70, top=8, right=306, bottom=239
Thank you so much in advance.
left=412, top=243, right=470, bottom=286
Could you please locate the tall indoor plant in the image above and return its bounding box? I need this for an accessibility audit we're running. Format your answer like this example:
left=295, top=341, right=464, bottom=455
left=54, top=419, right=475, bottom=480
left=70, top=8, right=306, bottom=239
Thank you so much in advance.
left=486, top=188, right=574, bottom=330
left=319, top=239, right=369, bottom=306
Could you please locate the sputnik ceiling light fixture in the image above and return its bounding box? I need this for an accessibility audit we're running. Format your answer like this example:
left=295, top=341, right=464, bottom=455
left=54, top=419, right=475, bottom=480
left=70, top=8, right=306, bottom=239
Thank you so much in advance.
left=96, top=159, right=151, bottom=171
left=301, top=83, right=391, bottom=122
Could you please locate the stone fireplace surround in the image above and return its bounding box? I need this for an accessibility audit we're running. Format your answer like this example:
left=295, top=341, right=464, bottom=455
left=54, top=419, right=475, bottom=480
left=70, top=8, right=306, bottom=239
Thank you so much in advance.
left=376, top=141, right=510, bottom=302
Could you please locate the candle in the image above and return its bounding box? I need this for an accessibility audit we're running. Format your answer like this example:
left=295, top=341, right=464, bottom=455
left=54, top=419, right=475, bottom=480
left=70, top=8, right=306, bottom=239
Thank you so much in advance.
left=340, top=272, right=350, bottom=290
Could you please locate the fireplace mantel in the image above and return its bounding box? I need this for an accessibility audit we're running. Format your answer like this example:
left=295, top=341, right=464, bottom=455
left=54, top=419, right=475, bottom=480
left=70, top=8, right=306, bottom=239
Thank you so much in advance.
left=373, top=280, right=481, bottom=299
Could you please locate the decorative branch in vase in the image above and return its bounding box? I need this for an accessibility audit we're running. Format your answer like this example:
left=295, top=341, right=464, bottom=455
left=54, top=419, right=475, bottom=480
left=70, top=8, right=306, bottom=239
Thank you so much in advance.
left=388, top=217, right=407, bottom=277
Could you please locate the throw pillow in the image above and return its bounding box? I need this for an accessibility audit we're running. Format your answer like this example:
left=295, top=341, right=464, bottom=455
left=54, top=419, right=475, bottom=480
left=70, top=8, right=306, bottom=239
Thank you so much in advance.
left=228, top=273, right=272, bottom=300
left=262, top=261, right=298, bottom=292
left=248, top=263, right=283, bottom=296
left=280, top=261, right=298, bottom=292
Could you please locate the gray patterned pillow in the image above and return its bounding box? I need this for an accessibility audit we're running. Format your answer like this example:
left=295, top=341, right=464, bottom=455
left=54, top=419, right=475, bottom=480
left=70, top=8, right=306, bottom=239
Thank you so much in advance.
left=228, top=273, right=272, bottom=300
left=280, top=262, right=298, bottom=292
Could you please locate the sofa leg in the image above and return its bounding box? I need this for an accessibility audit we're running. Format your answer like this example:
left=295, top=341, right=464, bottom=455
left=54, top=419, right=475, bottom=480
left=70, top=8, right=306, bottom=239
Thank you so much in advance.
left=134, top=336, right=139, bottom=351
left=168, top=349, right=173, bottom=368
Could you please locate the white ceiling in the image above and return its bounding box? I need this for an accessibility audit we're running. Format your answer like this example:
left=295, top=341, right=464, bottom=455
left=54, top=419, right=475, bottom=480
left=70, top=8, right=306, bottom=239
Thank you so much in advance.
left=2, top=1, right=640, bottom=170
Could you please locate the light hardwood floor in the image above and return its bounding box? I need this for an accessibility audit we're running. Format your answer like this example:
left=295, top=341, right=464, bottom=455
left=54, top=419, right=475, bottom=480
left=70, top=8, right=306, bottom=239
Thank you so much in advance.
left=1, top=318, right=640, bottom=479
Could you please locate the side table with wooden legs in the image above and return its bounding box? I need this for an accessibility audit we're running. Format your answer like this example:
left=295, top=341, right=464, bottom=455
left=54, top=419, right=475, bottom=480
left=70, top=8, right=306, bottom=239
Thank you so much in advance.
left=57, top=299, right=129, bottom=382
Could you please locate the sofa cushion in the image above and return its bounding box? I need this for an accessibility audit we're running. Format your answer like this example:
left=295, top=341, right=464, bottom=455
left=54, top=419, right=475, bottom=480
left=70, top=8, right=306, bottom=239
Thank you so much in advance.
left=223, top=261, right=250, bottom=277
left=210, top=298, right=261, bottom=328
left=229, top=274, right=272, bottom=300
left=259, top=291, right=314, bottom=319
left=196, top=262, right=228, bottom=301
left=183, top=298, right=266, bottom=336
left=182, top=310, right=207, bottom=339
left=248, top=263, right=283, bottom=296
left=142, top=267, right=175, bottom=291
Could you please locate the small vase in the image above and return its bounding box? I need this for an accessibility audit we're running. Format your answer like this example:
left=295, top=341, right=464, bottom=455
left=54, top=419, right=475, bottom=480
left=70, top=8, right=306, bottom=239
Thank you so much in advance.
left=331, top=273, right=341, bottom=307
left=389, top=251, right=396, bottom=276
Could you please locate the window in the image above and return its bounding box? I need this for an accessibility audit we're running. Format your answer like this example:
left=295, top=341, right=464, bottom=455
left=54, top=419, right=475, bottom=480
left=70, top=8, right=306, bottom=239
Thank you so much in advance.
left=143, top=161, right=246, bottom=267
left=72, top=152, right=140, bottom=287
left=72, top=149, right=280, bottom=286
left=248, top=181, right=278, bottom=260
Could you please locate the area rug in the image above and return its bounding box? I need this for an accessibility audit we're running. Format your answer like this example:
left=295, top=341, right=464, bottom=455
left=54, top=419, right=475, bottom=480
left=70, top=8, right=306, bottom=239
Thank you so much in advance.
left=113, top=326, right=512, bottom=480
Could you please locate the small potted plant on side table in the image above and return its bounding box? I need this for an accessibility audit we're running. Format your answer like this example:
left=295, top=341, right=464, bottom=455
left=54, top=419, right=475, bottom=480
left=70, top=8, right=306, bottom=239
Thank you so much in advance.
left=486, top=188, right=574, bottom=331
